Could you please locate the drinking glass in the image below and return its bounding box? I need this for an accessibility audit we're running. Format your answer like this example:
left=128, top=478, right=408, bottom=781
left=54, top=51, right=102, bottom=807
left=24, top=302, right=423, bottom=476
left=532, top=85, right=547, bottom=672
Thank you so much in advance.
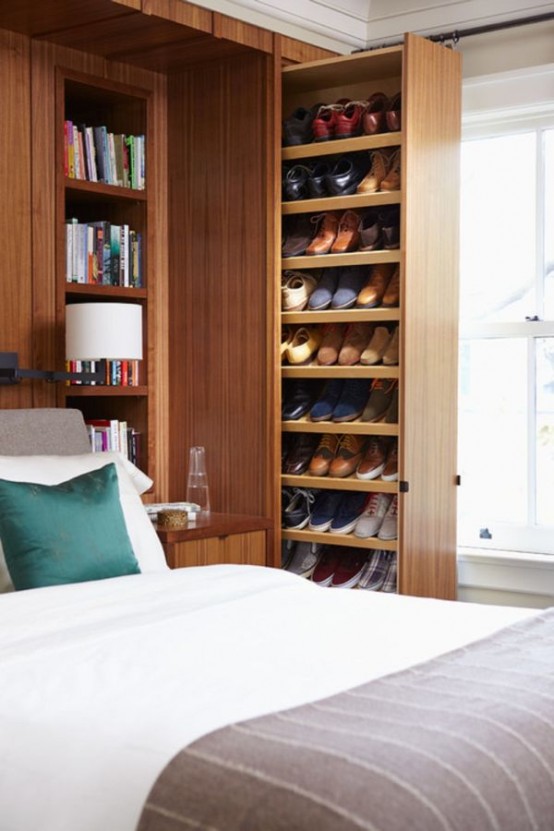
left=186, top=446, right=211, bottom=516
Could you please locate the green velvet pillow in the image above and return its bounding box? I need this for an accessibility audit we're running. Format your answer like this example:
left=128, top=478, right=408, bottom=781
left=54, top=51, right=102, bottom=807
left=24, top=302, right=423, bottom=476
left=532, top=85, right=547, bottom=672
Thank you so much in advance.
left=0, top=462, right=140, bottom=590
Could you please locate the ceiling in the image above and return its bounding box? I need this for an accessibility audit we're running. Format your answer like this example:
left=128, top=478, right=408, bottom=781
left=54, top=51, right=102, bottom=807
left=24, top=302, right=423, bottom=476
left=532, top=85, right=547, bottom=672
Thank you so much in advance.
left=192, top=0, right=554, bottom=53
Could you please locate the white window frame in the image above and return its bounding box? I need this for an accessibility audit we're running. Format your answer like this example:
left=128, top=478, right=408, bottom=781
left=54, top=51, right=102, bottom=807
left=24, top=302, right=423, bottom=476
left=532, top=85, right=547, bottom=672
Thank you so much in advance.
left=459, top=64, right=554, bottom=556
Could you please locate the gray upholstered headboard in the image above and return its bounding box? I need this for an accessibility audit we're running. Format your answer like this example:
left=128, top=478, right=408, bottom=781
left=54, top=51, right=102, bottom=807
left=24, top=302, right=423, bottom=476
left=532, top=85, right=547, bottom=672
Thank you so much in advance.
left=0, top=409, right=91, bottom=456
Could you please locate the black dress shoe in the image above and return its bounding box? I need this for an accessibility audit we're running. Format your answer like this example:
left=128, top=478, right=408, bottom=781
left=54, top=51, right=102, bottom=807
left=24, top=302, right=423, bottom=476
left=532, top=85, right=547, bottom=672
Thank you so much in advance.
left=282, top=215, right=314, bottom=258
left=325, top=154, right=371, bottom=196
left=283, top=164, right=312, bottom=202
left=379, top=206, right=400, bottom=249
left=307, top=161, right=331, bottom=198
left=282, top=380, right=313, bottom=420
left=282, top=103, right=324, bottom=147
left=283, top=433, right=319, bottom=474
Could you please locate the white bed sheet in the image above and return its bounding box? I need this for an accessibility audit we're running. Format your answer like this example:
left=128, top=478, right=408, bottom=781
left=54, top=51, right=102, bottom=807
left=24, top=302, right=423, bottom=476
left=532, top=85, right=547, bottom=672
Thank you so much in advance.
left=0, top=564, right=536, bottom=831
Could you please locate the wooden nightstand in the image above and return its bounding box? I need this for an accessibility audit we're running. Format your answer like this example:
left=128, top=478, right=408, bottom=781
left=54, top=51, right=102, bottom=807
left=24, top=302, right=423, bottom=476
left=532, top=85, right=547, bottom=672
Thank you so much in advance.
left=155, top=512, right=274, bottom=569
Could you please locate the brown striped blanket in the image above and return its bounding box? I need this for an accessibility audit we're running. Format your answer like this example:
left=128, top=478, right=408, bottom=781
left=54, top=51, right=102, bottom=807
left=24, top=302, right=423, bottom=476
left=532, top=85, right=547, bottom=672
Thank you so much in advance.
left=137, top=608, right=554, bottom=831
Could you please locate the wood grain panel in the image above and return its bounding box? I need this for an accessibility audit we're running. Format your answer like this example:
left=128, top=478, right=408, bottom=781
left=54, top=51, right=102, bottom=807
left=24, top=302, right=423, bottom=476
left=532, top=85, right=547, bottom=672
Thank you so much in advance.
left=400, top=34, right=462, bottom=600
left=213, top=13, right=272, bottom=54
left=0, top=1, right=136, bottom=38
left=0, top=29, right=33, bottom=411
left=112, top=0, right=141, bottom=10
left=167, top=54, right=273, bottom=522
left=278, top=34, right=338, bottom=65
left=141, top=0, right=212, bottom=32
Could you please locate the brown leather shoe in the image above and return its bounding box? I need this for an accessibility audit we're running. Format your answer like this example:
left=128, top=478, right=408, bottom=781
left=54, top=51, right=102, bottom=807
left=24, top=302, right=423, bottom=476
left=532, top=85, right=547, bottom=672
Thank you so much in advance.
left=381, top=148, right=401, bottom=191
left=362, top=92, right=389, bottom=135
left=356, top=436, right=388, bottom=480
left=331, top=210, right=361, bottom=254
left=382, top=266, right=400, bottom=306
left=356, top=150, right=392, bottom=194
left=329, top=434, right=367, bottom=478
left=338, top=322, right=373, bottom=366
left=283, top=432, right=320, bottom=475
left=308, top=433, right=339, bottom=476
left=306, top=212, right=339, bottom=256
left=386, top=92, right=401, bottom=132
left=356, top=263, right=395, bottom=308
left=317, top=322, right=346, bottom=366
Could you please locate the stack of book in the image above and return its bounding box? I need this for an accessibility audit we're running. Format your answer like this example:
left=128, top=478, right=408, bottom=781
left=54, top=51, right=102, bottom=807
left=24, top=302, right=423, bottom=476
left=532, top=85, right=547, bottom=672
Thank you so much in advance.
left=64, top=120, right=145, bottom=189
left=65, top=359, right=141, bottom=386
left=85, top=418, right=142, bottom=465
left=65, top=219, right=143, bottom=287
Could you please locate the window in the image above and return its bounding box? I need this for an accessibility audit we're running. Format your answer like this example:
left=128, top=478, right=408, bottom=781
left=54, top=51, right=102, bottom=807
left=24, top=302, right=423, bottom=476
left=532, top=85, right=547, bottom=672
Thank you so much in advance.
left=458, top=125, right=554, bottom=554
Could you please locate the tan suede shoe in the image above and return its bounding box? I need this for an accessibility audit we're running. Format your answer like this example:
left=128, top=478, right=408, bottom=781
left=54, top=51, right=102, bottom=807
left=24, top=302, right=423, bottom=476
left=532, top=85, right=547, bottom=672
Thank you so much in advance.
left=382, top=325, right=399, bottom=365
left=382, top=265, right=400, bottom=306
left=356, top=263, right=395, bottom=308
left=306, top=212, right=339, bottom=256
left=360, top=325, right=391, bottom=365
left=330, top=210, right=361, bottom=254
left=317, top=322, right=346, bottom=366
left=356, top=150, right=392, bottom=194
left=338, top=322, right=373, bottom=366
left=380, top=148, right=401, bottom=191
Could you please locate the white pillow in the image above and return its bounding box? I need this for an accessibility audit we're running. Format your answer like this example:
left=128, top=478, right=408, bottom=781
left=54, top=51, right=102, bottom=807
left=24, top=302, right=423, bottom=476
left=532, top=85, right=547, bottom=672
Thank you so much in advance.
left=0, top=452, right=168, bottom=592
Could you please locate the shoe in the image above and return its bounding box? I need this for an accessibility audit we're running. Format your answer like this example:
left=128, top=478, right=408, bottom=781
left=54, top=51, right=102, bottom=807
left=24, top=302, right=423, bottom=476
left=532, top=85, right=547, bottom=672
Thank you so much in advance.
left=286, top=541, right=323, bottom=578
left=283, top=164, right=312, bottom=201
left=282, top=214, right=314, bottom=257
left=312, top=546, right=343, bottom=586
left=382, top=266, right=400, bottom=306
left=381, top=553, right=398, bottom=592
left=309, top=433, right=340, bottom=477
left=330, top=491, right=369, bottom=534
left=382, top=325, right=399, bottom=364
left=331, top=549, right=368, bottom=588
left=317, top=322, right=346, bottom=366
left=361, top=378, right=398, bottom=422
left=381, top=439, right=398, bottom=481
left=332, top=379, right=372, bottom=423
left=338, top=322, right=373, bottom=366
left=360, top=325, right=391, bottom=365
left=281, top=325, right=294, bottom=357
left=356, top=436, right=388, bottom=480
left=283, top=432, right=320, bottom=475
left=330, top=210, right=361, bottom=254
left=282, top=103, right=323, bottom=146
left=286, top=326, right=322, bottom=364
left=305, top=212, right=339, bottom=256
left=309, top=490, right=344, bottom=532
left=378, top=494, right=398, bottom=540
left=354, top=492, right=393, bottom=538
left=307, top=161, right=332, bottom=198
left=312, top=100, right=348, bottom=142
left=379, top=207, right=400, bottom=250
left=283, top=488, right=317, bottom=530
left=386, top=92, right=401, bottom=132
left=356, top=264, right=395, bottom=309
left=362, top=92, right=389, bottom=135
left=309, top=379, right=344, bottom=422
left=329, top=434, right=367, bottom=478
left=308, top=268, right=340, bottom=310
left=385, top=383, right=399, bottom=423
left=281, top=270, right=318, bottom=311
left=331, top=267, right=367, bottom=310
left=325, top=155, right=369, bottom=197
left=380, top=148, right=401, bottom=191
left=282, top=380, right=312, bottom=420
left=358, top=550, right=390, bottom=590
left=335, top=101, right=367, bottom=139
left=281, top=487, right=294, bottom=524
left=358, top=209, right=383, bottom=252
left=356, top=150, right=392, bottom=194
left=281, top=539, right=296, bottom=569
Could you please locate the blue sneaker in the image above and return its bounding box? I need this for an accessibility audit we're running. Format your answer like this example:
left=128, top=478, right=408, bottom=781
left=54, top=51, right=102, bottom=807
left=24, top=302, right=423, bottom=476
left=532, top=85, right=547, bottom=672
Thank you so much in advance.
left=309, top=379, right=344, bottom=422
left=330, top=491, right=369, bottom=534
left=331, top=267, right=368, bottom=310
left=309, top=490, right=345, bottom=532
left=308, top=268, right=340, bottom=311
left=332, top=379, right=372, bottom=422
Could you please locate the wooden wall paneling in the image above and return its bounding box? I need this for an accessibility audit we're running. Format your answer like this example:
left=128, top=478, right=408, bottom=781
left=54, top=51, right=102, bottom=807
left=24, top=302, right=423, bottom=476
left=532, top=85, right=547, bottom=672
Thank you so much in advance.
left=213, top=13, right=272, bottom=54
left=112, top=0, right=141, bottom=9
left=0, top=1, right=138, bottom=39
left=141, top=0, right=212, bottom=32
left=400, top=34, right=462, bottom=599
left=167, top=54, right=272, bottom=520
left=278, top=33, right=339, bottom=65
left=0, top=29, right=33, bottom=411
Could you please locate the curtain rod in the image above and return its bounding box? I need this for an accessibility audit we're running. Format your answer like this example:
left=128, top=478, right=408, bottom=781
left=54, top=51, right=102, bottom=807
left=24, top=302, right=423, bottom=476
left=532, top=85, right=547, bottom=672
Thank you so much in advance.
left=357, top=11, right=554, bottom=52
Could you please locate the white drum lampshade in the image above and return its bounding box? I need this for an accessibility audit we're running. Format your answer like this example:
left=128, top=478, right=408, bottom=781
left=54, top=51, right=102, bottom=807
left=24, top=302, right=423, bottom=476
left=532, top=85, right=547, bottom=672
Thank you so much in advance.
left=65, top=303, right=143, bottom=361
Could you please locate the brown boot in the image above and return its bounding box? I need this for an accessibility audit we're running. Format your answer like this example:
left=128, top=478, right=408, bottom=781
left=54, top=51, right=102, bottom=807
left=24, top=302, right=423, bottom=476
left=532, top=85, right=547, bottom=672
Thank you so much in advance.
left=331, top=210, right=361, bottom=254
left=306, top=212, right=339, bottom=255
left=356, top=263, right=395, bottom=308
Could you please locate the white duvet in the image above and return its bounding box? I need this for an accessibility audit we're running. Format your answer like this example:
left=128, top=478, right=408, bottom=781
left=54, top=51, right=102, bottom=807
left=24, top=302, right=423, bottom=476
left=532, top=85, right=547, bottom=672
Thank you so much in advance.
left=0, top=565, right=535, bottom=831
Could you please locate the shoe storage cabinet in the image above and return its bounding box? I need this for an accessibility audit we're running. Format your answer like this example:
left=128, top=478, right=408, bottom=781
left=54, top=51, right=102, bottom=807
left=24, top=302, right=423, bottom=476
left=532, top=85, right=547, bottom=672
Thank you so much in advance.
left=278, top=37, right=461, bottom=598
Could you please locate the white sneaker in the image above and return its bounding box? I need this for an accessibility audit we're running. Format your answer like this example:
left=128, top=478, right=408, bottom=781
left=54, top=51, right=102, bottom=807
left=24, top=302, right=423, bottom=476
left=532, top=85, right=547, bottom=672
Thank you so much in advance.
left=354, top=492, right=393, bottom=538
left=378, top=495, right=398, bottom=540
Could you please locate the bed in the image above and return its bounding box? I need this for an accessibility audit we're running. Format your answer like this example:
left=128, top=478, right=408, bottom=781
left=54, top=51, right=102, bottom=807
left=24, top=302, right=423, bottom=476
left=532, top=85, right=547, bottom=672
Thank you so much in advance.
left=0, top=409, right=552, bottom=831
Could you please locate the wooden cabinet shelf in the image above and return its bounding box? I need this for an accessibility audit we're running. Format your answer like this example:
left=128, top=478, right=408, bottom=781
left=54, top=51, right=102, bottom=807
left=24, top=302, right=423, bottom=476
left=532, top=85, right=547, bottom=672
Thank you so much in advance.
left=65, top=178, right=147, bottom=202
left=282, top=191, right=402, bottom=215
left=283, top=250, right=400, bottom=270
left=281, top=131, right=402, bottom=162
left=283, top=309, right=400, bottom=324
left=65, top=284, right=147, bottom=300
left=282, top=365, right=399, bottom=379
left=63, top=386, right=148, bottom=398
left=282, top=528, right=397, bottom=551
left=282, top=420, right=399, bottom=436
left=282, top=474, right=398, bottom=493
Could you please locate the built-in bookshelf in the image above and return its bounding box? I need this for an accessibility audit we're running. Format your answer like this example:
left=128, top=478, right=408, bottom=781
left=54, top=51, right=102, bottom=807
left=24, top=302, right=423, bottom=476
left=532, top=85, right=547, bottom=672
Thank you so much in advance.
left=57, top=70, right=152, bottom=475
